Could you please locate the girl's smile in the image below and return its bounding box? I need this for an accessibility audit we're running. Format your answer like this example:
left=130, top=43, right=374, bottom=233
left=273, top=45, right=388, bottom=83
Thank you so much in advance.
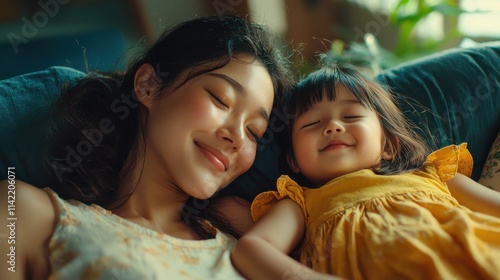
left=320, top=139, right=352, bottom=151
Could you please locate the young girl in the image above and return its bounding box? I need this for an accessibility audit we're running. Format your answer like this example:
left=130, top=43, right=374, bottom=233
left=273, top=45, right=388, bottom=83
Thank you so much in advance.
left=0, top=16, right=294, bottom=279
left=231, top=63, right=500, bottom=279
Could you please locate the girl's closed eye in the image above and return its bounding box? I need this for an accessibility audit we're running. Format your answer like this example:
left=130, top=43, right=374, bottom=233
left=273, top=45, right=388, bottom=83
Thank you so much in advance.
left=342, top=108, right=367, bottom=120
left=343, top=115, right=363, bottom=120
left=301, top=120, right=321, bottom=128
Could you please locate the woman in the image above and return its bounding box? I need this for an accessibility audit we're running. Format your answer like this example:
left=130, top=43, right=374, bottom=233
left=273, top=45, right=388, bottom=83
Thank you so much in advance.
left=0, top=15, right=293, bottom=279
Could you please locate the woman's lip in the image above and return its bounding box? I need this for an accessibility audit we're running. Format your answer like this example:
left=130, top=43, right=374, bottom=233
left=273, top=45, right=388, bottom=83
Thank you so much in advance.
left=195, top=141, right=228, bottom=172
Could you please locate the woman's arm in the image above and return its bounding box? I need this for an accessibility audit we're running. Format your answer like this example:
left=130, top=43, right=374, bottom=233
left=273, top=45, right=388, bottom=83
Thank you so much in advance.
left=0, top=180, right=55, bottom=280
left=447, top=173, right=500, bottom=218
left=230, top=198, right=337, bottom=280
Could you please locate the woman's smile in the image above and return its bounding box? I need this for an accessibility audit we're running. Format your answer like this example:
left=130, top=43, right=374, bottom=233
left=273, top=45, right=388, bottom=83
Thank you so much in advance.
left=195, top=140, right=228, bottom=172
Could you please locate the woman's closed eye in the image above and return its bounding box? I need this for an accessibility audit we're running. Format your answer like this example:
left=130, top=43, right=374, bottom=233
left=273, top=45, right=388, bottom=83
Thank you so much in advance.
left=247, top=128, right=260, bottom=142
left=208, top=91, right=229, bottom=109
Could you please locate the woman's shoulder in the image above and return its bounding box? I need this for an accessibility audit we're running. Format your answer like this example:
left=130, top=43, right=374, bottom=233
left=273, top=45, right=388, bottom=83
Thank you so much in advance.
left=0, top=179, right=56, bottom=216
left=0, top=179, right=56, bottom=227
left=0, top=179, right=56, bottom=279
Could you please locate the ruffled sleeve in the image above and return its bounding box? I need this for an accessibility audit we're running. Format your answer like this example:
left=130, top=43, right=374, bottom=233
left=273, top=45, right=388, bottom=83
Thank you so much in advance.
left=426, top=143, right=473, bottom=182
left=250, top=175, right=307, bottom=222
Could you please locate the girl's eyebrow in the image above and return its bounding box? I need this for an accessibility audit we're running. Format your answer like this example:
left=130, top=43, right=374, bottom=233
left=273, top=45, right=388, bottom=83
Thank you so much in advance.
left=334, top=98, right=365, bottom=109
left=207, top=72, right=270, bottom=122
left=336, top=96, right=362, bottom=105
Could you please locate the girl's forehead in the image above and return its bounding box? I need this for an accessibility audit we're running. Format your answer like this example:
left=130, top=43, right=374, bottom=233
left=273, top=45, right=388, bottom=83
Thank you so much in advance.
left=317, top=85, right=357, bottom=103
left=307, top=86, right=371, bottom=113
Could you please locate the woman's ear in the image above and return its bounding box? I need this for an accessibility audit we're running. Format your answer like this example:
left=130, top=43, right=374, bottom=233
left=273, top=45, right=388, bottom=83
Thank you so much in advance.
left=287, top=153, right=301, bottom=173
left=134, top=64, right=159, bottom=109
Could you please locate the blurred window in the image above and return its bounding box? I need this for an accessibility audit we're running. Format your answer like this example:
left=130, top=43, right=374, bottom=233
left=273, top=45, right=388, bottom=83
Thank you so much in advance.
left=459, top=0, right=500, bottom=38
left=348, top=0, right=397, bottom=12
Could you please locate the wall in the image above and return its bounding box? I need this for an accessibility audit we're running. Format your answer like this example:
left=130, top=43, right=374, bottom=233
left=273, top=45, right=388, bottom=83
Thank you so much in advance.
left=136, top=0, right=205, bottom=41
left=0, top=0, right=142, bottom=78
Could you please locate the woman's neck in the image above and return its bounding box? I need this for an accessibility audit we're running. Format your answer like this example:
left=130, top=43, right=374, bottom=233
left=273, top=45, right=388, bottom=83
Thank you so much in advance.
left=108, top=157, right=204, bottom=240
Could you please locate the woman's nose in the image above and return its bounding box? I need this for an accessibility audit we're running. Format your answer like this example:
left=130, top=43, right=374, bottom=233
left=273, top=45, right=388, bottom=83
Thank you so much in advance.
left=323, top=120, right=344, bottom=135
left=218, top=122, right=245, bottom=151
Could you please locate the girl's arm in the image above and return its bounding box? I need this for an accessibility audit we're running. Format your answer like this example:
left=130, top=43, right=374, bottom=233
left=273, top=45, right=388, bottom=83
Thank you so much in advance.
left=447, top=173, right=500, bottom=218
left=230, top=198, right=337, bottom=280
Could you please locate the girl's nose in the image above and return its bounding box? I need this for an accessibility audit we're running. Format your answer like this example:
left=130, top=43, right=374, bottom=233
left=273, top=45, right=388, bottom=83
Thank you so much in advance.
left=323, top=120, right=344, bottom=135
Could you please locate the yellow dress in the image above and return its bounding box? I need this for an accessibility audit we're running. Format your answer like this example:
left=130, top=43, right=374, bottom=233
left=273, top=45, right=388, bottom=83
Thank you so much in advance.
left=252, top=144, right=500, bottom=280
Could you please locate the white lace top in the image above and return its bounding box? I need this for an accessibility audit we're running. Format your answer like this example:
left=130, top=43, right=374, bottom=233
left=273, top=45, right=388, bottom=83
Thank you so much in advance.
left=45, top=188, right=244, bottom=279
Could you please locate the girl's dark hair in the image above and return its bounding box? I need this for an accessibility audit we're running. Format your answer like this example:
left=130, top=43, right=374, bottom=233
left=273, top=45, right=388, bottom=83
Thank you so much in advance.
left=45, top=15, right=294, bottom=238
left=284, top=62, right=430, bottom=184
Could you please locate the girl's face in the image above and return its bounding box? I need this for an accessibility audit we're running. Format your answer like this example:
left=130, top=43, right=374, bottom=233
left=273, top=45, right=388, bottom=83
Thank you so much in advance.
left=290, top=87, right=390, bottom=186
left=141, top=55, right=274, bottom=199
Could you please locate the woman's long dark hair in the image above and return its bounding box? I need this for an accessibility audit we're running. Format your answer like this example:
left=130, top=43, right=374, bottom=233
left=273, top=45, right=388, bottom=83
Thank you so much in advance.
left=45, top=15, right=294, bottom=238
left=284, top=62, right=430, bottom=185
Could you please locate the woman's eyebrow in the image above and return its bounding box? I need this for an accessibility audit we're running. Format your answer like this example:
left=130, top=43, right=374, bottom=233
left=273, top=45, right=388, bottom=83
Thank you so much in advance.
left=259, top=108, right=270, bottom=122
left=208, top=73, right=245, bottom=95
left=208, top=72, right=270, bottom=122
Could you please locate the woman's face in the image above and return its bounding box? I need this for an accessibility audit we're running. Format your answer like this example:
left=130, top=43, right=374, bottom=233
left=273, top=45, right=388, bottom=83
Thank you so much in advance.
left=141, top=55, right=274, bottom=199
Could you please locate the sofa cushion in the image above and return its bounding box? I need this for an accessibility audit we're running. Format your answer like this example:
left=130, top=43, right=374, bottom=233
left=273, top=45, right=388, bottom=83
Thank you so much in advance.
left=0, top=66, right=86, bottom=187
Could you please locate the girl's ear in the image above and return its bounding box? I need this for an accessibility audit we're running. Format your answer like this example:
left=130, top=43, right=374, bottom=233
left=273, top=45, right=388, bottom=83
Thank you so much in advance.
left=382, top=150, right=393, bottom=161
left=382, top=136, right=399, bottom=160
left=134, top=64, right=159, bottom=109
left=287, top=153, right=301, bottom=173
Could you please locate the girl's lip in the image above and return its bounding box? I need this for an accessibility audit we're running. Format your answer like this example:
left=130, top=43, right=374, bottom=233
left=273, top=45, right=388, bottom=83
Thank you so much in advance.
left=320, top=140, right=351, bottom=151
left=194, top=141, right=229, bottom=172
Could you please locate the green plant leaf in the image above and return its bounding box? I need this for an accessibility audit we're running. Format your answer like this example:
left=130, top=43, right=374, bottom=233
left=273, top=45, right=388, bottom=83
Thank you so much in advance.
left=431, top=4, right=468, bottom=16
left=390, top=0, right=412, bottom=22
